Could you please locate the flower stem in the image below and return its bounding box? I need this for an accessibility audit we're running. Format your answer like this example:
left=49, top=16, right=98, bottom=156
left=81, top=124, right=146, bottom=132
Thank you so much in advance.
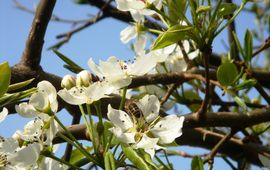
left=119, top=87, right=127, bottom=110
left=79, top=104, right=98, bottom=153
left=54, top=116, right=98, bottom=164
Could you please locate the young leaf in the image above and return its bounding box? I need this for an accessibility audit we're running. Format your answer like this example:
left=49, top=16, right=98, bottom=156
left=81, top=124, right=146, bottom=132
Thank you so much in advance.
left=217, top=3, right=238, bottom=18
left=232, top=32, right=245, bottom=57
left=138, top=149, right=159, bottom=170
left=191, top=156, right=204, bottom=170
left=152, top=25, right=191, bottom=50
left=234, top=96, right=247, bottom=111
left=7, top=78, right=34, bottom=92
left=167, top=0, right=187, bottom=23
left=121, top=145, right=151, bottom=170
left=217, top=62, right=239, bottom=86
left=53, top=50, right=83, bottom=73
left=0, top=62, right=11, bottom=97
left=244, top=29, right=253, bottom=65
left=104, top=151, right=116, bottom=170
left=196, top=6, right=212, bottom=14
left=68, top=147, right=93, bottom=164
left=235, top=79, right=257, bottom=91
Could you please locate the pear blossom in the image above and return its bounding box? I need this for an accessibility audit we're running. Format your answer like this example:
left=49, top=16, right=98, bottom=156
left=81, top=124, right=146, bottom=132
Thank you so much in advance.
left=156, top=41, right=200, bottom=73
left=88, top=55, right=163, bottom=89
left=58, top=80, right=114, bottom=105
left=61, top=75, right=76, bottom=89
left=76, top=70, right=92, bottom=87
left=15, top=81, right=58, bottom=118
left=0, top=138, right=41, bottom=169
left=116, top=0, right=162, bottom=17
left=0, top=108, right=8, bottom=123
left=107, top=95, right=185, bottom=158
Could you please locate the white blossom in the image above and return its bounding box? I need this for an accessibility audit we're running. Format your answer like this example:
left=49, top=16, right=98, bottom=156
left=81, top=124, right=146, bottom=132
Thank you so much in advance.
left=107, top=95, right=185, bottom=158
left=58, top=81, right=114, bottom=105
left=0, top=138, right=41, bottom=169
left=88, top=55, right=161, bottom=89
left=0, top=108, right=8, bottom=123
left=15, top=81, right=58, bottom=118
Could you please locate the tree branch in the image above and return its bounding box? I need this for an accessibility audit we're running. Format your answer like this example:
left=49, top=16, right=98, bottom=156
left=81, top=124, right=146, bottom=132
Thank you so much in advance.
left=19, top=0, right=56, bottom=70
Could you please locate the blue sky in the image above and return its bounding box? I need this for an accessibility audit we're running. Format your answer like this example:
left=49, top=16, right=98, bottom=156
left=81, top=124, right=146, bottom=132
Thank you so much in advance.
left=0, top=1, right=264, bottom=169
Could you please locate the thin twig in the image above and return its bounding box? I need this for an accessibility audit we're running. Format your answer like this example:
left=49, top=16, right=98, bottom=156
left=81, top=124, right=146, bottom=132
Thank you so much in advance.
left=178, top=42, right=193, bottom=69
left=160, top=84, right=179, bottom=106
left=196, top=46, right=212, bottom=120
left=13, top=0, right=88, bottom=24
left=252, top=36, right=270, bottom=58
left=204, top=129, right=238, bottom=170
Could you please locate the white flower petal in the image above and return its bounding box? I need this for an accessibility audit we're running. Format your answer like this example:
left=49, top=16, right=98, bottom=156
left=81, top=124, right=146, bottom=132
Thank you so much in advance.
left=16, top=119, right=44, bottom=142
left=134, top=135, right=159, bottom=159
left=134, top=34, right=147, bottom=55
left=0, top=138, right=19, bottom=154
left=0, top=107, right=8, bottom=123
left=107, top=105, right=133, bottom=131
left=120, top=25, right=137, bottom=43
left=29, top=92, right=49, bottom=111
left=15, top=103, right=40, bottom=118
left=188, top=49, right=200, bottom=60
left=37, top=81, right=57, bottom=102
left=151, top=115, right=184, bottom=144
left=109, top=127, right=136, bottom=144
left=40, top=157, right=68, bottom=170
left=88, top=58, right=104, bottom=78
left=138, top=95, right=160, bottom=123
left=58, top=87, right=87, bottom=105
left=9, top=143, right=42, bottom=168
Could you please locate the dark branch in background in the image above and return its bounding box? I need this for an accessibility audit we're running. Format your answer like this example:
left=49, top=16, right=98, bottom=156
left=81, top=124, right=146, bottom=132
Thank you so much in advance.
left=19, top=0, right=56, bottom=70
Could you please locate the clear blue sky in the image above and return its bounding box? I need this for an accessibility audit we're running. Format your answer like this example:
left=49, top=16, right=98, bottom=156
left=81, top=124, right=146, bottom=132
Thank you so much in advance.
left=0, top=1, right=263, bottom=169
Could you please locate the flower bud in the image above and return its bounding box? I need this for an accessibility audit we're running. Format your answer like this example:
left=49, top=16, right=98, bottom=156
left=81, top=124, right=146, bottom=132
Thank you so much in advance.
left=61, top=75, right=76, bottom=89
left=76, top=70, right=92, bottom=87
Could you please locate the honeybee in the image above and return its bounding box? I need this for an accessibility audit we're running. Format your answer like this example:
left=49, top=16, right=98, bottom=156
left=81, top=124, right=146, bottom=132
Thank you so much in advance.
left=124, top=99, right=143, bottom=118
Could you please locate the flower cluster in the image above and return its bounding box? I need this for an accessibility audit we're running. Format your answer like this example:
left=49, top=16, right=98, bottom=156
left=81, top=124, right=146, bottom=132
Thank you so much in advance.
left=107, top=95, right=184, bottom=158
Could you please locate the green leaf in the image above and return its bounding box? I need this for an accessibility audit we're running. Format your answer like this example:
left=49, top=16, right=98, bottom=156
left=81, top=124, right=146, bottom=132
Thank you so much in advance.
left=244, top=29, right=253, bottom=65
left=234, top=96, right=247, bottom=111
left=152, top=25, right=192, bottom=50
left=217, top=3, right=238, bottom=18
left=104, top=151, right=116, bottom=170
left=191, top=156, right=204, bottom=170
left=53, top=50, right=83, bottom=73
left=121, top=145, right=151, bottom=170
left=232, top=32, right=245, bottom=57
left=138, top=149, right=159, bottom=170
left=69, top=147, right=93, bottom=164
left=0, top=62, right=11, bottom=97
left=217, top=62, right=239, bottom=86
left=196, top=6, right=212, bottom=14
left=167, top=0, right=187, bottom=23
left=235, top=79, right=257, bottom=91
left=8, top=78, right=34, bottom=92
